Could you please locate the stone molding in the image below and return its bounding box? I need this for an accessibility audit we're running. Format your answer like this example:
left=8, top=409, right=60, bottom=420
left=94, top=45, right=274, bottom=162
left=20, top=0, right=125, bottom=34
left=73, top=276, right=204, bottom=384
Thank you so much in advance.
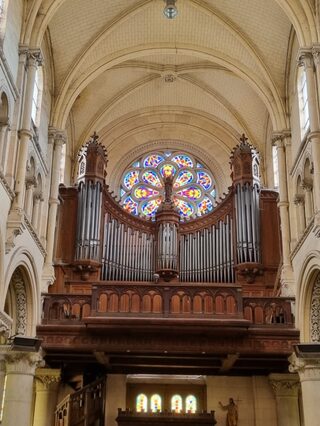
left=269, top=373, right=300, bottom=397
left=0, top=310, right=12, bottom=339
left=3, top=350, right=44, bottom=375
left=35, top=368, right=61, bottom=390
left=289, top=353, right=320, bottom=382
left=297, top=48, right=314, bottom=69
left=11, top=270, right=27, bottom=336
left=310, top=273, right=320, bottom=342
left=271, top=130, right=291, bottom=147
left=48, top=127, right=67, bottom=145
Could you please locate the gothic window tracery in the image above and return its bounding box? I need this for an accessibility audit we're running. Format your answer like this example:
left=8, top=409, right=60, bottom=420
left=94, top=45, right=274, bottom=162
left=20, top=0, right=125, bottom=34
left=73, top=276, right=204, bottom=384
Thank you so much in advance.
left=120, top=151, right=217, bottom=219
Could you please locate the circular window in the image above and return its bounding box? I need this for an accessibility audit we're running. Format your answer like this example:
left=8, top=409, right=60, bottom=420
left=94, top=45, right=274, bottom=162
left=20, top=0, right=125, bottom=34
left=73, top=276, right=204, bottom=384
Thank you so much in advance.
left=120, top=151, right=217, bottom=219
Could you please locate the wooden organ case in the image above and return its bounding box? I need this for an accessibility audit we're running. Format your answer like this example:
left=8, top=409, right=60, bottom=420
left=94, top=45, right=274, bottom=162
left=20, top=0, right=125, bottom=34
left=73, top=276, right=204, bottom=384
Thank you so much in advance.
left=38, top=134, right=299, bottom=391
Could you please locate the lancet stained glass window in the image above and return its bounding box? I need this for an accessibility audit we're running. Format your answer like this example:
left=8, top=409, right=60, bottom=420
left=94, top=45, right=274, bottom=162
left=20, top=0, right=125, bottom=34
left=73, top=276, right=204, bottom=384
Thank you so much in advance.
left=150, top=394, right=162, bottom=412
left=120, top=151, right=217, bottom=219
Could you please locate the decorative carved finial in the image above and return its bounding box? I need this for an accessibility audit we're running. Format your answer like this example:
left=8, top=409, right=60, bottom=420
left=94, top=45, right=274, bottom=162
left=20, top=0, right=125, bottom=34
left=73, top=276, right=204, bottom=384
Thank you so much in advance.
left=240, top=133, right=248, bottom=145
left=90, top=131, right=99, bottom=143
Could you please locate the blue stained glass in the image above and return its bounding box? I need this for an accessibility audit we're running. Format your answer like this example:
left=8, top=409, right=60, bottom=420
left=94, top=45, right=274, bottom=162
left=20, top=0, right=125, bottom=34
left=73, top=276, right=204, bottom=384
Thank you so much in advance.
left=122, top=196, right=138, bottom=215
left=143, top=154, right=165, bottom=168
left=174, top=199, right=194, bottom=217
left=174, top=170, right=194, bottom=188
left=141, top=198, right=162, bottom=217
left=171, top=155, right=193, bottom=168
left=123, top=170, right=139, bottom=190
left=121, top=151, right=216, bottom=220
left=142, top=170, right=162, bottom=187
left=197, top=197, right=213, bottom=215
left=197, top=171, right=212, bottom=190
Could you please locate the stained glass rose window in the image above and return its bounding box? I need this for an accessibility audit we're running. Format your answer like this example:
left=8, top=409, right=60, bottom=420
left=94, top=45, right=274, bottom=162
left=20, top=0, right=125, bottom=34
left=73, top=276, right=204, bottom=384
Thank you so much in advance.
left=120, top=151, right=217, bottom=219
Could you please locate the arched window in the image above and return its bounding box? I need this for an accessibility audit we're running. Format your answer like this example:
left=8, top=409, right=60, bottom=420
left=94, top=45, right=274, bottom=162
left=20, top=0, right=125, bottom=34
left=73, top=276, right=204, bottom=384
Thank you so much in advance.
left=297, top=67, right=310, bottom=139
left=136, top=394, right=147, bottom=413
left=120, top=151, right=217, bottom=219
left=31, top=67, right=43, bottom=127
left=150, top=394, right=162, bottom=412
left=0, top=0, right=8, bottom=42
left=185, top=395, right=197, bottom=413
left=171, top=395, right=182, bottom=413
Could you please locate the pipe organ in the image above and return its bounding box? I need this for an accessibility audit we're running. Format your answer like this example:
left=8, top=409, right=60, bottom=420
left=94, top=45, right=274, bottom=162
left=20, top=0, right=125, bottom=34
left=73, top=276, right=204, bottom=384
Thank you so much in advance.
left=54, top=133, right=281, bottom=292
left=102, top=215, right=155, bottom=282
left=41, top=133, right=295, bottom=383
left=179, top=216, right=235, bottom=283
left=76, top=180, right=103, bottom=261
left=235, top=183, right=260, bottom=264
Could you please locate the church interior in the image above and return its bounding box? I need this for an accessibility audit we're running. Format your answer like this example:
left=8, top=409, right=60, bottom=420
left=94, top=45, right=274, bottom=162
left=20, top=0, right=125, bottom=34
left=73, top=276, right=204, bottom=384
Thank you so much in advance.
left=0, top=0, right=320, bottom=425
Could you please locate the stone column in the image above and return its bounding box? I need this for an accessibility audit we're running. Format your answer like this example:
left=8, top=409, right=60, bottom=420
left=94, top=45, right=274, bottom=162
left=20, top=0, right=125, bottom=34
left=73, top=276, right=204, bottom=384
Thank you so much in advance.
left=105, top=375, right=126, bottom=426
left=0, top=357, right=6, bottom=422
left=298, top=50, right=320, bottom=221
left=42, top=129, right=66, bottom=290
left=1, top=351, right=43, bottom=426
left=24, top=177, right=35, bottom=219
left=290, top=353, right=320, bottom=426
left=302, top=182, right=314, bottom=224
left=14, top=49, right=43, bottom=210
left=32, top=192, right=42, bottom=232
left=294, top=195, right=306, bottom=238
left=0, top=121, right=9, bottom=172
left=269, top=373, right=300, bottom=426
left=312, top=46, right=320, bottom=117
left=33, top=368, right=61, bottom=426
left=272, top=132, right=294, bottom=295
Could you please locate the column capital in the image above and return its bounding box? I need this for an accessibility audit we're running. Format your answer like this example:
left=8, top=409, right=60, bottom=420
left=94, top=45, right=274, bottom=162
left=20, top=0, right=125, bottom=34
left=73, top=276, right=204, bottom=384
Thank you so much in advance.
left=307, top=130, right=320, bottom=142
left=269, top=373, right=300, bottom=397
left=294, top=194, right=305, bottom=206
left=26, top=48, right=43, bottom=68
left=35, top=367, right=61, bottom=390
left=48, top=127, right=66, bottom=146
left=312, top=45, right=320, bottom=65
left=272, top=130, right=291, bottom=147
left=289, top=353, right=320, bottom=382
left=302, top=180, right=313, bottom=192
left=297, top=48, right=314, bottom=69
left=4, top=350, right=44, bottom=375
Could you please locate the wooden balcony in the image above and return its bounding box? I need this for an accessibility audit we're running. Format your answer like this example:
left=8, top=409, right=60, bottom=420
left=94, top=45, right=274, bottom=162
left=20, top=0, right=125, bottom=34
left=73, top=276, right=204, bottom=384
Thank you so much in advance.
left=42, top=282, right=294, bottom=328
left=116, top=409, right=217, bottom=426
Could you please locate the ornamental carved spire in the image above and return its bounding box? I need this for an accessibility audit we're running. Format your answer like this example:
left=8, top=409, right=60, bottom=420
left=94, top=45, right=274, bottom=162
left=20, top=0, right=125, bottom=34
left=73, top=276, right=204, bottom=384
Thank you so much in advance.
left=77, top=132, right=108, bottom=183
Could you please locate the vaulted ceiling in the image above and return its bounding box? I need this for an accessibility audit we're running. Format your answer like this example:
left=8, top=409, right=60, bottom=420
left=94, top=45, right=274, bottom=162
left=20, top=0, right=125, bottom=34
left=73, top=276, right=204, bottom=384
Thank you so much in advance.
left=24, top=0, right=319, bottom=190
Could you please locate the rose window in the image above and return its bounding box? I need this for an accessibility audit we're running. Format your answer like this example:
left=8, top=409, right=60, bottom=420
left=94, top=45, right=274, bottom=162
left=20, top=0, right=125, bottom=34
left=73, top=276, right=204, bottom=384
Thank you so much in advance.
left=120, top=152, right=217, bottom=219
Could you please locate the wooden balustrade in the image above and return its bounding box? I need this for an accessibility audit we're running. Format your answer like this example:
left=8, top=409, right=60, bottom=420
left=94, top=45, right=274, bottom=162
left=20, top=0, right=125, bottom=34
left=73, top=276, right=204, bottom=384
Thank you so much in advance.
left=116, top=409, right=217, bottom=426
left=43, top=285, right=294, bottom=327
left=55, top=377, right=105, bottom=426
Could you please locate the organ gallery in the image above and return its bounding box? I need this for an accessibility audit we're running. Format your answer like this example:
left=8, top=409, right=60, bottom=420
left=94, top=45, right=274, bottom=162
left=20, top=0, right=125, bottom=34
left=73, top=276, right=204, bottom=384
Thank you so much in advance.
left=38, top=133, right=298, bottom=425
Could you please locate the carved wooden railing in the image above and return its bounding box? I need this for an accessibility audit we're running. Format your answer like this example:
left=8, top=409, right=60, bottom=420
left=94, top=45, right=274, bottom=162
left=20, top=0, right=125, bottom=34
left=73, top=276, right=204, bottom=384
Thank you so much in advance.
left=43, top=283, right=294, bottom=327
left=55, top=377, right=105, bottom=426
left=116, top=409, right=217, bottom=426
